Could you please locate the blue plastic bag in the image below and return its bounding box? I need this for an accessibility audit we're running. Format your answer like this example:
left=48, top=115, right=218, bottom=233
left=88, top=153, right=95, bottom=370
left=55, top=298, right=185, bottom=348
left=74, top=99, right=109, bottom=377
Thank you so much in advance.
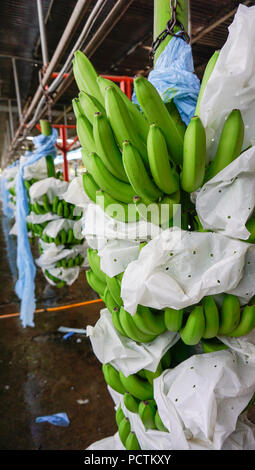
left=35, top=412, right=70, bottom=427
left=132, top=35, right=200, bottom=126
left=15, top=128, right=58, bottom=327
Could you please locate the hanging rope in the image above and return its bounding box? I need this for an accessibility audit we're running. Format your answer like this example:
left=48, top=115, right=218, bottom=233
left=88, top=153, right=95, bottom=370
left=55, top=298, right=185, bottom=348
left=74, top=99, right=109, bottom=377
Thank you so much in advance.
left=150, top=0, right=190, bottom=59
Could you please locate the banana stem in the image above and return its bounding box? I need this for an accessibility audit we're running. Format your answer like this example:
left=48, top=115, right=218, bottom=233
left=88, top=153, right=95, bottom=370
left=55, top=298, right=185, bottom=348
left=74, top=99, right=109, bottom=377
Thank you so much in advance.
left=153, top=0, right=189, bottom=64
left=40, top=119, right=55, bottom=178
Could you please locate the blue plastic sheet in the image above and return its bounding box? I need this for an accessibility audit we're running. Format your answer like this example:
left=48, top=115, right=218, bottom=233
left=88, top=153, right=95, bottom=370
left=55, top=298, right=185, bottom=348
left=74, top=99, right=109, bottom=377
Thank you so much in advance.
left=0, top=160, right=19, bottom=218
left=35, top=412, right=70, bottom=427
left=132, top=35, right=200, bottom=126
left=15, top=128, right=58, bottom=327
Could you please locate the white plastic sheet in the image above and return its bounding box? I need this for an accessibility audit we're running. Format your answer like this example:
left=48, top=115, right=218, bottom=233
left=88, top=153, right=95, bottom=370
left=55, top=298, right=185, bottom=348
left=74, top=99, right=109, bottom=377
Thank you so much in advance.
left=82, top=203, right=162, bottom=277
left=36, top=241, right=87, bottom=268
left=87, top=308, right=179, bottom=376
left=121, top=228, right=255, bottom=315
left=29, top=177, right=68, bottom=204
left=199, top=4, right=255, bottom=160
left=192, top=145, right=255, bottom=241
left=21, top=155, right=49, bottom=181
left=42, top=265, right=80, bottom=286
left=62, top=175, right=90, bottom=208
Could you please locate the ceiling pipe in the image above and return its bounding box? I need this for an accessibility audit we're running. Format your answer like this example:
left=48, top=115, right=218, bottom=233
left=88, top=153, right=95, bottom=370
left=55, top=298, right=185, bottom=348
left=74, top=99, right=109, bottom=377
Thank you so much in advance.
left=9, top=0, right=91, bottom=150
left=36, top=0, right=49, bottom=66
left=8, top=99, right=14, bottom=139
left=12, top=58, right=22, bottom=122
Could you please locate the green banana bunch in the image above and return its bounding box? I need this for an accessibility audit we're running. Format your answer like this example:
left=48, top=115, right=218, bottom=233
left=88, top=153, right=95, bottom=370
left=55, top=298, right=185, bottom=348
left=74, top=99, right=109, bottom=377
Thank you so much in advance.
left=147, top=123, right=180, bottom=195
left=73, top=51, right=104, bottom=105
left=102, top=363, right=126, bottom=394
left=82, top=172, right=99, bottom=203
left=125, top=432, right=141, bottom=450
left=96, top=189, right=139, bottom=223
left=154, top=410, right=168, bottom=432
left=86, top=269, right=106, bottom=298
left=123, top=392, right=140, bottom=413
left=138, top=400, right=157, bottom=430
left=79, top=90, right=106, bottom=124
left=132, top=305, right=166, bottom=337
left=97, top=75, right=149, bottom=143
left=195, top=50, right=220, bottom=117
left=119, top=370, right=154, bottom=400
left=134, top=75, right=185, bottom=165
left=205, top=109, right=244, bottom=181
left=93, top=111, right=128, bottom=182
left=181, top=116, right=206, bottom=193
left=122, top=140, right=163, bottom=202
left=119, top=307, right=157, bottom=343
left=105, top=86, right=148, bottom=164
left=89, top=153, right=136, bottom=204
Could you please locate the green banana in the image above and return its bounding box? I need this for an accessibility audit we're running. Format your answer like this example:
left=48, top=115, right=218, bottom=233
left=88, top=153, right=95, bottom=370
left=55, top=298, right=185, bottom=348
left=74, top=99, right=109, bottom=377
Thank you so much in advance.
left=201, top=337, right=229, bottom=353
left=93, top=111, right=128, bottom=182
left=202, top=296, right=220, bottom=339
left=73, top=51, right=104, bottom=105
left=165, top=99, right=187, bottom=137
left=52, top=195, right=59, bottom=213
left=76, top=114, right=97, bottom=154
left=104, top=287, right=119, bottom=315
left=116, top=404, right=125, bottom=427
left=138, top=400, right=157, bottom=430
left=180, top=305, right=206, bottom=345
left=144, top=362, right=163, bottom=385
left=57, top=201, right=63, bottom=217
left=123, top=392, right=140, bottom=413
left=134, top=191, right=180, bottom=228
left=246, top=218, right=255, bottom=243
left=68, top=258, right=74, bottom=268
left=118, top=417, right=131, bottom=447
left=154, top=410, right=168, bottom=432
left=105, top=86, right=148, bottom=164
left=125, top=432, right=141, bottom=450
left=164, top=307, right=184, bottom=332
left=181, top=116, right=206, bottom=193
left=106, top=274, right=123, bottom=307
left=67, top=228, right=73, bottom=244
left=82, top=172, right=99, bottom=203
left=228, top=305, right=255, bottom=337
left=56, top=280, right=66, bottom=288
left=87, top=248, right=106, bottom=283
left=195, top=50, right=220, bottom=117
left=63, top=201, right=69, bottom=218
left=79, top=90, right=106, bottom=124
left=205, top=109, right=244, bottom=181
left=218, top=294, right=240, bottom=335
left=96, top=189, right=139, bottom=223
left=44, top=269, right=62, bottom=284
left=61, top=258, right=67, bottom=268
left=119, top=307, right=156, bottom=343
left=134, top=75, right=184, bottom=165
left=119, top=370, right=154, bottom=400
left=72, top=97, right=84, bottom=119
left=97, top=75, right=149, bottom=143
left=34, top=201, right=46, bottom=215
left=102, top=363, right=126, bottom=394
left=111, top=307, right=128, bottom=338
left=42, top=193, right=52, bottom=213
left=90, top=153, right=136, bottom=204
left=147, top=123, right=179, bottom=194
left=86, top=269, right=106, bottom=298
left=81, top=148, right=93, bottom=172
left=122, top=140, right=162, bottom=202
left=59, top=229, right=67, bottom=244
left=69, top=204, right=75, bottom=220
left=132, top=305, right=166, bottom=336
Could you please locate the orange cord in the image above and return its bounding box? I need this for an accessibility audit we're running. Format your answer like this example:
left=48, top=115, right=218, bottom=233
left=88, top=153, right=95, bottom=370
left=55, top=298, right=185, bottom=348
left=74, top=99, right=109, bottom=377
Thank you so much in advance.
left=0, top=298, right=103, bottom=320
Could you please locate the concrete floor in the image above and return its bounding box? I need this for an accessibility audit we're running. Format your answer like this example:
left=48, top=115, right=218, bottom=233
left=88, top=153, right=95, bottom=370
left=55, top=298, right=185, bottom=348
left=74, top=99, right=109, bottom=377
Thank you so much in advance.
left=1, top=206, right=255, bottom=450
left=0, top=208, right=116, bottom=450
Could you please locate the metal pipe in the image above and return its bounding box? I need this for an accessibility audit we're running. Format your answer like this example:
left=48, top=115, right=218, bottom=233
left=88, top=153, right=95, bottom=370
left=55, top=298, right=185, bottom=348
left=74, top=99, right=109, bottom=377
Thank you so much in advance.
left=34, top=0, right=55, bottom=58
left=8, top=99, right=14, bottom=140
left=9, top=0, right=91, bottom=149
left=12, top=58, right=22, bottom=122
left=36, top=0, right=49, bottom=65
